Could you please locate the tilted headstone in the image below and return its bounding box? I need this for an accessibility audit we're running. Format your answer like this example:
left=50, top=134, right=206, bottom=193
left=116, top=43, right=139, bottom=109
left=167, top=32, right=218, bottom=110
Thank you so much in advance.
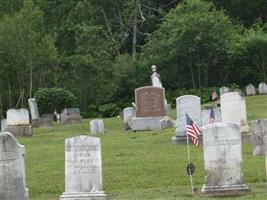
left=6, top=109, right=32, bottom=136
left=259, top=82, right=267, bottom=95
left=28, top=98, right=39, bottom=120
left=201, top=108, right=221, bottom=127
left=135, top=86, right=165, bottom=117
left=202, top=123, right=249, bottom=196
left=219, top=86, right=230, bottom=96
left=0, top=132, right=29, bottom=200
left=123, top=107, right=136, bottom=130
left=1, top=119, right=7, bottom=131
left=6, top=109, right=30, bottom=126
left=246, top=84, right=256, bottom=96
left=251, top=119, right=267, bottom=155
left=221, top=92, right=249, bottom=132
left=175, top=95, right=201, bottom=136
left=60, top=136, right=107, bottom=200
left=90, top=119, right=105, bottom=134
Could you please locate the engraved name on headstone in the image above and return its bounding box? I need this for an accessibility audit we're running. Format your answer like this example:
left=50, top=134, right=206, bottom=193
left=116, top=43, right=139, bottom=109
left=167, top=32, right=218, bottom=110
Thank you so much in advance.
left=202, top=123, right=249, bottom=196
left=175, top=95, right=201, bottom=136
left=135, top=86, right=165, bottom=117
left=0, top=132, right=29, bottom=200
left=60, top=135, right=106, bottom=200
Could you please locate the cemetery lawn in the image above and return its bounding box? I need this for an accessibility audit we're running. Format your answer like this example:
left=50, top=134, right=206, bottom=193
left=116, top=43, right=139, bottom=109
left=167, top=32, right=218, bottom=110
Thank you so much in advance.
left=18, top=95, right=267, bottom=200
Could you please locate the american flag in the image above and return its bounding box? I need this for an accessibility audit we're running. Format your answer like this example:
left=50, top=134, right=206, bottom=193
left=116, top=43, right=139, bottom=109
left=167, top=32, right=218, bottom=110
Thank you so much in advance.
left=186, top=113, right=201, bottom=146
left=209, top=108, right=215, bottom=124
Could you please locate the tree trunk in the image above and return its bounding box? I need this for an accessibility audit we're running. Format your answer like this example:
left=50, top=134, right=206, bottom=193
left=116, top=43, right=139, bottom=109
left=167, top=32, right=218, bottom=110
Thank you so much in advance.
left=132, top=0, right=138, bottom=59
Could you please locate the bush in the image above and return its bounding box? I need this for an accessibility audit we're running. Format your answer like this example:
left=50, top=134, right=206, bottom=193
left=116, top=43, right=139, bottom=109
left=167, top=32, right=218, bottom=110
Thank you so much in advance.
left=34, top=88, right=78, bottom=114
left=98, top=103, right=121, bottom=118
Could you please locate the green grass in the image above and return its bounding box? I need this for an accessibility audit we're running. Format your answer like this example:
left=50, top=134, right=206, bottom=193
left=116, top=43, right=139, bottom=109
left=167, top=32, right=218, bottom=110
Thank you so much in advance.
left=16, top=95, right=267, bottom=200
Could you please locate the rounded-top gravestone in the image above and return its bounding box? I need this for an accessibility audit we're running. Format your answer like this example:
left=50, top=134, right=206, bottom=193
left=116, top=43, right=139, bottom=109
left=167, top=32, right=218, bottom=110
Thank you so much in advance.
left=90, top=119, right=105, bottom=134
left=246, top=83, right=256, bottom=96
left=259, top=82, right=267, bottom=94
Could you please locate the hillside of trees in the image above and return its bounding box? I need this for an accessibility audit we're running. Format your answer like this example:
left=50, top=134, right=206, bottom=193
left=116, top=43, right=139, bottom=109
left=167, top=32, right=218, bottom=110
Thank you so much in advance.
left=0, top=0, right=266, bottom=117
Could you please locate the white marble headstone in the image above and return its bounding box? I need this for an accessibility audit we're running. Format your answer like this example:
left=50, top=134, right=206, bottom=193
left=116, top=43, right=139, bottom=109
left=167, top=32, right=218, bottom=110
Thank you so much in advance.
left=60, top=136, right=107, bottom=200
left=219, top=86, right=230, bottom=96
left=28, top=98, right=40, bottom=120
left=259, top=82, right=267, bottom=94
left=251, top=119, right=267, bottom=155
left=221, top=92, right=249, bottom=132
left=246, top=84, right=256, bottom=96
left=201, top=108, right=221, bottom=127
left=175, top=95, right=201, bottom=136
left=202, top=123, right=249, bottom=196
left=6, top=109, right=30, bottom=126
left=90, top=119, right=105, bottom=134
left=0, top=132, right=29, bottom=200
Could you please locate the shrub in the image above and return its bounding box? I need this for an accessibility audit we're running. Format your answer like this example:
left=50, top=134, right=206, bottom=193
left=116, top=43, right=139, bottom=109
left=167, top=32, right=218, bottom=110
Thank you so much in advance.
left=34, top=88, right=78, bottom=114
left=98, top=103, right=121, bottom=118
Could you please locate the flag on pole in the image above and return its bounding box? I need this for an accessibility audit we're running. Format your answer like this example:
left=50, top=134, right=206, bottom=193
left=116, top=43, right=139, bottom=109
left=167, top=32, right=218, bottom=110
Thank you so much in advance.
left=209, top=108, right=215, bottom=124
left=186, top=113, right=201, bottom=146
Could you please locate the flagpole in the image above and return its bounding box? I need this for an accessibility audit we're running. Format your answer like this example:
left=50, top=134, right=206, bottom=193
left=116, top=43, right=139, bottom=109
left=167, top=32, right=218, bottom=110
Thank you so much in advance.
left=186, top=134, right=195, bottom=195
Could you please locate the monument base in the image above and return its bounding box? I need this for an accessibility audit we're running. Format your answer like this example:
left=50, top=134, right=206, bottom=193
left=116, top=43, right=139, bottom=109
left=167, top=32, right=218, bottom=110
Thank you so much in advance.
left=5, top=125, right=32, bottom=136
left=129, top=116, right=174, bottom=131
left=202, top=184, right=250, bottom=196
left=60, top=192, right=107, bottom=200
left=172, top=135, right=203, bottom=145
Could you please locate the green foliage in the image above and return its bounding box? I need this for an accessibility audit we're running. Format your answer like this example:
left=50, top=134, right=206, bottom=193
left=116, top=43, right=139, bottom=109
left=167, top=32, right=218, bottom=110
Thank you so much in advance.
left=34, top=88, right=78, bottom=114
left=98, top=103, right=121, bottom=118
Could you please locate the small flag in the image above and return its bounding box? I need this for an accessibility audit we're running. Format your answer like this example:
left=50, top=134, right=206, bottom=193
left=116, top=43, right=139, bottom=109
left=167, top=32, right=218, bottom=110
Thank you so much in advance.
left=186, top=113, right=201, bottom=146
left=209, top=108, right=215, bottom=124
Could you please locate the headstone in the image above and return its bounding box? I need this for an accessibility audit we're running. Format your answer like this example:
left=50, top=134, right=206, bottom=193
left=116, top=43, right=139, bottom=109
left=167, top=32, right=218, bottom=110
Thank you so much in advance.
left=175, top=95, right=201, bottom=136
left=60, top=136, right=107, bottom=200
left=246, top=84, right=256, bottom=96
left=39, top=114, right=53, bottom=128
left=61, top=108, right=82, bottom=125
left=6, top=109, right=32, bottom=136
left=221, top=92, right=249, bottom=132
left=135, top=86, right=165, bottom=117
left=90, top=119, right=105, bottom=134
left=251, top=119, right=267, bottom=155
left=123, top=107, right=136, bottom=130
left=6, top=109, right=29, bottom=126
left=259, top=82, right=267, bottom=94
left=28, top=98, right=40, bottom=127
left=201, top=108, right=221, bottom=127
left=1, top=119, right=7, bottom=131
left=202, top=123, right=249, bottom=196
left=151, top=65, right=162, bottom=88
left=0, top=132, right=29, bottom=200
left=220, top=86, right=230, bottom=96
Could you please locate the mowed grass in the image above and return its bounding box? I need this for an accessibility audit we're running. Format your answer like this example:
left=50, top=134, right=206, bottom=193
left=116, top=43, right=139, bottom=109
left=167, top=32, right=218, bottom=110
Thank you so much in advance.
left=17, top=95, right=267, bottom=200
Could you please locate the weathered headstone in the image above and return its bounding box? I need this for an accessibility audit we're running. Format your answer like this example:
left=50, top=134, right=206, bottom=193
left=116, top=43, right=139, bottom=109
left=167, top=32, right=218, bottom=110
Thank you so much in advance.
left=90, top=119, right=105, bottom=134
left=61, top=108, right=82, bottom=125
left=259, top=82, right=267, bottom=95
left=175, top=95, right=201, bottom=136
left=60, top=136, right=107, bottom=200
left=39, top=114, right=53, bottom=128
left=251, top=119, right=267, bottom=155
left=5, top=109, right=32, bottom=136
left=221, top=92, right=249, bottom=132
left=28, top=98, right=40, bottom=127
left=201, top=107, right=221, bottom=127
left=246, top=83, right=256, bottom=96
left=123, top=107, right=136, bottom=130
left=135, top=86, right=165, bottom=117
left=202, top=123, right=249, bottom=196
left=220, top=86, right=230, bottom=96
left=0, top=132, right=29, bottom=200
left=1, top=119, right=7, bottom=131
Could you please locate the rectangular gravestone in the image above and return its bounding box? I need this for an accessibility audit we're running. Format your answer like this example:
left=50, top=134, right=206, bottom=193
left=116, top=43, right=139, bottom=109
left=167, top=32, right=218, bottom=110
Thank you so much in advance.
left=61, top=108, right=82, bottom=125
left=202, top=123, right=249, bottom=196
left=39, top=114, right=53, bottom=128
left=135, top=86, right=165, bottom=117
left=6, top=109, right=32, bottom=136
left=251, top=119, right=267, bottom=155
left=0, top=132, right=29, bottom=200
left=28, top=98, right=40, bottom=127
left=60, top=135, right=107, bottom=200
left=221, top=92, right=249, bottom=132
